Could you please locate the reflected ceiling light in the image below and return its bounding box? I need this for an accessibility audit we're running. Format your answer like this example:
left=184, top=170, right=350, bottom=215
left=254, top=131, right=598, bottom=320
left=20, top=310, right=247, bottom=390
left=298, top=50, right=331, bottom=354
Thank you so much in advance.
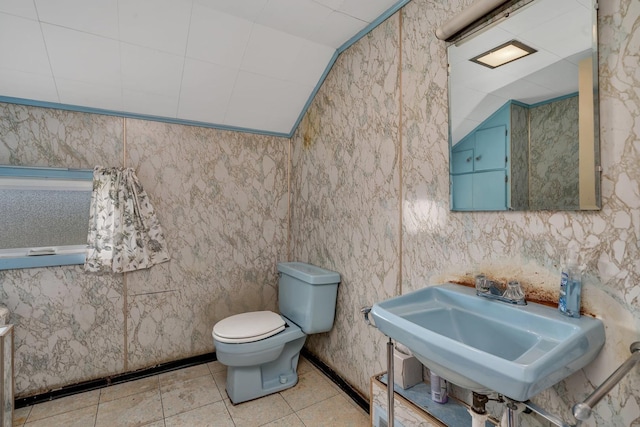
left=470, top=40, right=537, bottom=69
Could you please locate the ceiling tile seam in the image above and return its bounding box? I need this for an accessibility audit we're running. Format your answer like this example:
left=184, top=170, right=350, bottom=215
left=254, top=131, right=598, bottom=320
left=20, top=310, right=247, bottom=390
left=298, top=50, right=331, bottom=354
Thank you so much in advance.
left=0, top=10, right=37, bottom=22
left=175, top=0, right=196, bottom=119
left=221, top=21, right=258, bottom=127
left=116, top=0, right=123, bottom=108
left=31, top=0, right=60, bottom=103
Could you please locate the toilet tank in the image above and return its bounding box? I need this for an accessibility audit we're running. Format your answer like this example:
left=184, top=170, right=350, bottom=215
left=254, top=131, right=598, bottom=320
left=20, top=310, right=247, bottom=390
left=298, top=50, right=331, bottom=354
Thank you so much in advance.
left=277, top=262, right=340, bottom=334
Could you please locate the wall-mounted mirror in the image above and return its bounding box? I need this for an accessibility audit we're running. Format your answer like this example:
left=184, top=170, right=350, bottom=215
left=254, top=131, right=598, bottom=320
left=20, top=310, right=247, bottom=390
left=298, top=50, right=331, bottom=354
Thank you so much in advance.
left=448, top=0, right=600, bottom=211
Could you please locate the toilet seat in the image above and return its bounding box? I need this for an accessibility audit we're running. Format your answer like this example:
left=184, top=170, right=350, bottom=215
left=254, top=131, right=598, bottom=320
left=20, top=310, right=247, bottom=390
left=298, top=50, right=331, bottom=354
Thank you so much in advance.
left=213, top=311, right=285, bottom=344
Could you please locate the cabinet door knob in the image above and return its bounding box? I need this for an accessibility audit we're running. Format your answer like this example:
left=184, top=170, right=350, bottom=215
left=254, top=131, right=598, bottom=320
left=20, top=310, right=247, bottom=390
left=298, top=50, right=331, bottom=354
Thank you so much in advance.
left=466, top=157, right=472, bottom=162
left=475, top=155, right=482, bottom=161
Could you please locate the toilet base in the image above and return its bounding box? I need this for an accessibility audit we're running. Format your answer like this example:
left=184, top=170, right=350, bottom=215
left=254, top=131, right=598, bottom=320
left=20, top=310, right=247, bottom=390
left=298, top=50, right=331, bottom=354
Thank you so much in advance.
left=225, top=335, right=306, bottom=404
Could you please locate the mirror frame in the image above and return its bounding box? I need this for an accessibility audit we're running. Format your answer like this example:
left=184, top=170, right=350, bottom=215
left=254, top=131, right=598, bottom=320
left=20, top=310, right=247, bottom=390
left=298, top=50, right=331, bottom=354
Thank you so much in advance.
left=447, top=0, right=601, bottom=212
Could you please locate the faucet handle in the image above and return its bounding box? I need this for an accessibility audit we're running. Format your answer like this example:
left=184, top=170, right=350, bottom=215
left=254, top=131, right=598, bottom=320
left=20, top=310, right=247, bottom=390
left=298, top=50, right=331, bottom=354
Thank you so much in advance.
left=475, top=274, right=490, bottom=293
left=503, top=281, right=525, bottom=301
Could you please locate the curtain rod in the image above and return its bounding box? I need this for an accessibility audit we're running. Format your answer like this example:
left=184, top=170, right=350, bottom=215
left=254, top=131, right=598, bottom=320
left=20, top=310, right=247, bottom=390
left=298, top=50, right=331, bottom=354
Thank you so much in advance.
left=435, top=0, right=511, bottom=41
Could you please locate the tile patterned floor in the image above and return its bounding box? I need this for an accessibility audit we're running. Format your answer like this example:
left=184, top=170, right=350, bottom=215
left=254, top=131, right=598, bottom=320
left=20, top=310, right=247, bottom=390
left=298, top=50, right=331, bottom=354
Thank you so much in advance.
left=13, top=357, right=370, bottom=427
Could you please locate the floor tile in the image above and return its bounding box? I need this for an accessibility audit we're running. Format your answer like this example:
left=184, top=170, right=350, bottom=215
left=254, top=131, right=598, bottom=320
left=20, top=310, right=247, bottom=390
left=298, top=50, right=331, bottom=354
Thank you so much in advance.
left=280, top=370, right=339, bottom=411
left=212, top=369, right=227, bottom=396
left=27, top=389, right=100, bottom=422
left=100, top=375, right=160, bottom=403
left=296, top=358, right=315, bottom=375
left=206, top=360, right=226, bottom=374
left=160, top=374, right=222, bottom=417
left=261, top=413, right=306, bottom=427
left=223, top=394, right=293, bottom=427
left=159, top=365, right=211, bottom=387
left=24, top=405, right=96, bottom=427
left=13, top=405, right=31, bottom=426
left=164, top=401, right=233, bottom=427
left=18, top=356, right=370, bottom=427
left=140, top=421, right=165, bottom=427
left=95, top=389, right=163, bottom=427
left=296, top=394, right=369, bottom=427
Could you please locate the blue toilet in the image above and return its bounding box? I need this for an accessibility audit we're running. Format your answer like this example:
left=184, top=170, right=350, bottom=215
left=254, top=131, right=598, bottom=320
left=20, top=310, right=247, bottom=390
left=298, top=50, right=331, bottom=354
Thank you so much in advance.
left=212, top=261, right=341, bottom=404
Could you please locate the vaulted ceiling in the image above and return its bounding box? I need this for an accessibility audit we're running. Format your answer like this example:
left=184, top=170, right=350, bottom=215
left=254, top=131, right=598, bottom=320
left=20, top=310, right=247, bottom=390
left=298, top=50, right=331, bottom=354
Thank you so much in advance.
left=0, top=0, right=408, bottom=137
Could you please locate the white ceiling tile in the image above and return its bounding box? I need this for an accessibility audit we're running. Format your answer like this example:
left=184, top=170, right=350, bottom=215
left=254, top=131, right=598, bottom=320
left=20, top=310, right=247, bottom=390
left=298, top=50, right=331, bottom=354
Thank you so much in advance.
left=499, top=0, right=578, bottom=37
left=34, top=0, right=119, bottom=39
left=42, top=24, right=121, bottom=88
left=519, top=9, right=591, bottom=60
left=519, top=59, right=580, bottom=95
left=0, top=68, right=58, bottom=102
left=123, top=89, right=179, bottom=118
left=186, top=3, right=252, bottom=68
left=177, top=58, right=238, bottom=124
left=286, top=41, right=335, bottom=86
left=225, top=71, right=311, bottom=133
left=268, top=86, right=314, bottom=131
left=192, top=0, right=268, bottom=22
left=120, top=43, right=184, bottom=98
left=256, top=0, right=333, bottom=40
left=0, top=0, right=37, bottom=19
left=494, top=77, right=561, bottom=105
left=118, top=0, right=193, bottom=55
left=0, top=13, right=51, bottom=74
left=307, top=11, right=367, bottom=48
left=56, top=78, right=123, bottom=111
left=241, top=25, right=304, bottom=79
left=339, top=0, right=395, bottom=22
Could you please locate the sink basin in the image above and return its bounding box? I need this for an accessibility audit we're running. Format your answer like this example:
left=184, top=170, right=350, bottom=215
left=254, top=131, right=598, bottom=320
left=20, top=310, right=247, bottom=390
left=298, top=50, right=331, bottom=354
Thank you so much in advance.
left=371, top=283, right=605, bottom=401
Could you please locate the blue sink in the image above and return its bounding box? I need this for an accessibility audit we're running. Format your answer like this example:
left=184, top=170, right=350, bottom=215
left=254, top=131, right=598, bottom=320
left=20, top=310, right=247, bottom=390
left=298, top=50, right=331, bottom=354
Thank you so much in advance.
left=371, top=283, right=605, bottom=401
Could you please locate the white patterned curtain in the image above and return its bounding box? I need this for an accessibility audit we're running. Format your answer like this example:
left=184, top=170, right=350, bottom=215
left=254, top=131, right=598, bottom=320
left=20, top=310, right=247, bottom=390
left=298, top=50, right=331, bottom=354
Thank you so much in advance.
left=85, top=166, right=170, bottom=273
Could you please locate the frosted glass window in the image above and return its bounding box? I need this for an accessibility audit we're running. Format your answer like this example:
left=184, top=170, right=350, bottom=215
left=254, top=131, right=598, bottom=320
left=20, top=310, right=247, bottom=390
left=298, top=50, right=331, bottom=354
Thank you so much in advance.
left=0, top=189, right=91, bottom=249
left=0, top=166, right=93, bottom=270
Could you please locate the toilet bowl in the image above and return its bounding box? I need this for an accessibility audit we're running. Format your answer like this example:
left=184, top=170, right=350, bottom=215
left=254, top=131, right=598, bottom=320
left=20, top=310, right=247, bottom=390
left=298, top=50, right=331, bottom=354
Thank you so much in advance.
left=212, top=262, right=340, bottom=404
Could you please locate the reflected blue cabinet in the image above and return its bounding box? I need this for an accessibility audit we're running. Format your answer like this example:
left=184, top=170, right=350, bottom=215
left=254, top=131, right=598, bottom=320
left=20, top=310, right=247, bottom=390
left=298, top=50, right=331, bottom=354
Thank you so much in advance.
left=451, top=101, right=524, bottom=211
left=451, top=127, right=508, bottom=210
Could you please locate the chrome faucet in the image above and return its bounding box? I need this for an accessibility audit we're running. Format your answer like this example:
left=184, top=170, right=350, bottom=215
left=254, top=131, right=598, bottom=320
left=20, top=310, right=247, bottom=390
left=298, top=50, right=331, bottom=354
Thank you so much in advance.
left=475, top=275, right=526, bottom=305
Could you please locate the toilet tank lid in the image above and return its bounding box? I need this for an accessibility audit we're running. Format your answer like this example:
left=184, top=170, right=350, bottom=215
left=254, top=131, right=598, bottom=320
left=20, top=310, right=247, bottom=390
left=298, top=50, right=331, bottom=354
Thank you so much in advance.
left=277, top=262, right=341, bottom=285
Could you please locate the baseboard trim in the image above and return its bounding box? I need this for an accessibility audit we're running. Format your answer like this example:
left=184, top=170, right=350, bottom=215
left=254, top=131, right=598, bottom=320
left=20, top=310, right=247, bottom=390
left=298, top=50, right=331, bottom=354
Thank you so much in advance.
left=15, top=352, right=218, bottom=409
left=301, top=348, right=370, bottom=414
left=16, top=349, right=370, bottom=414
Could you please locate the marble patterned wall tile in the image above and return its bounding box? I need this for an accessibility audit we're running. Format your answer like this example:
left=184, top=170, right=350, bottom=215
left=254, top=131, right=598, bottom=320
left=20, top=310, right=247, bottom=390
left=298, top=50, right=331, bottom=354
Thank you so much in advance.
left=529, top=97, right=580, bottom=210
left=0, top=103, right=125, bottom=396
left=124, top=119, right=289, bottom=367
left=0, top=103, right=123, bottom=167
left=290, top=15, right=402, bottom=395
left=0, top=266, right=124, bottom=396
